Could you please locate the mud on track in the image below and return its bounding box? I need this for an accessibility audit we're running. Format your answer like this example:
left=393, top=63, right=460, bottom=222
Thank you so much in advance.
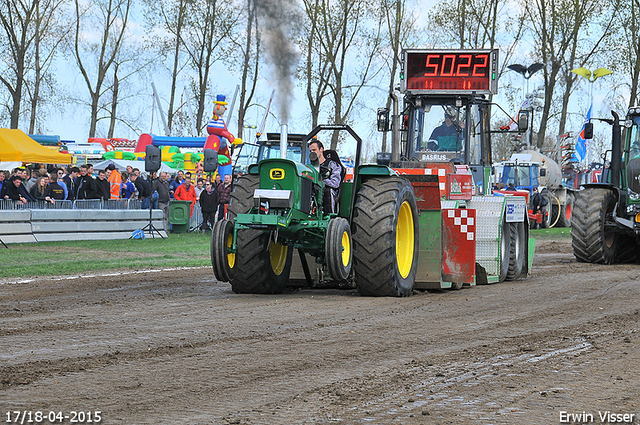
left=1, top=239, right=639, bottom=424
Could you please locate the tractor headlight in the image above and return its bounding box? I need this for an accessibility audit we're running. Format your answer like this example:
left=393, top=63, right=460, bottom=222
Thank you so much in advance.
left=627, top=200, right=640, bottom=216
left=629, top=190, right=640, bottom=201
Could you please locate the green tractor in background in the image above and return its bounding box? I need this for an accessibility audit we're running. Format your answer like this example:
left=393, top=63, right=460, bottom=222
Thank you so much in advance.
left=211, top=124, right=420, bottom=296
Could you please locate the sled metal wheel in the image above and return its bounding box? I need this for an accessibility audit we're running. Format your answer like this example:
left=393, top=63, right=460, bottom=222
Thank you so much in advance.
left=506, top=221, right=526, bottom=280
left=326, top=217, right=352, bottom=282
left=498, top=215, right=510, bottom=282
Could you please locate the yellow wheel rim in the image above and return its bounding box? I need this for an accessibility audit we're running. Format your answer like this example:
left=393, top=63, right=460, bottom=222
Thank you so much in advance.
left=226, top=232, right=235, bottom=268
left=396, top=201, right=414, bottom=279
left=341, top=230, right=351, bottom=267
left=269, top=242, right=288, bottom=275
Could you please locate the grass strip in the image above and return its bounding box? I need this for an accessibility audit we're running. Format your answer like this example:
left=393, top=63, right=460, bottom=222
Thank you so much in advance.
left=0, top=233, right=211, bottom=278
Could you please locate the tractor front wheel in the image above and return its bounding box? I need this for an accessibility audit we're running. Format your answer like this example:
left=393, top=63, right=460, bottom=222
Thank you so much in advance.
left=352, top=177, right=418, bottom=297
left=325, top=217, right=352, bottom=282
left=211, top=219, right=235, bottom=282
left=230, top=231, right=293, bottom=294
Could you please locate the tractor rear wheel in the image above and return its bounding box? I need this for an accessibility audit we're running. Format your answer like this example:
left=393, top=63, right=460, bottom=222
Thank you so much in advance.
left=506, top=221, right=526, bottom=280
left=230, top=231, right=293, bottom=294
left=227, top=174, right=259, bottom=220
left=352, top=177, right=418, bottom=297
left=211, top=219, right=235, bottom=282
left=571, top=188, right=617, bottom=264
left=325, top=217, right=352, bottom=282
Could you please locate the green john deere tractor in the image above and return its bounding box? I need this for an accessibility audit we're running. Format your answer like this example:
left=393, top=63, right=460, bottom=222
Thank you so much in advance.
left=211, top=124, right=419, bottom=296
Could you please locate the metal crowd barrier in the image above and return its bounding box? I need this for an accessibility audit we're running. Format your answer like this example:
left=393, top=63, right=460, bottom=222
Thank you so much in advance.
left=0, top=198, right=142, bottom=210
left=190, top=201, right=203, bottom=231
left=103, top=199, right=142, bottom=209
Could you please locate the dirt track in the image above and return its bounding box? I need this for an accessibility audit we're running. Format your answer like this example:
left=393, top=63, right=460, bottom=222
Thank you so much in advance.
left=1, top=238, right=639, bottom=424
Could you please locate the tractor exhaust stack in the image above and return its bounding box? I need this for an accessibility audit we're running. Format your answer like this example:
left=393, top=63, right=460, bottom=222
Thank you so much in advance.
left=280, top=124, right=288, bottom=159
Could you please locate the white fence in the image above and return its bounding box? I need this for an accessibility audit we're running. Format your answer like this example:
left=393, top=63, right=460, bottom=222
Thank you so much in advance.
left=0, top=209, right=166, bottom=243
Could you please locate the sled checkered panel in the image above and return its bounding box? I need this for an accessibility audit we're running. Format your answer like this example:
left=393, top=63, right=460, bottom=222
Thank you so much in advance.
left=444, top=209, right=475, bottom=241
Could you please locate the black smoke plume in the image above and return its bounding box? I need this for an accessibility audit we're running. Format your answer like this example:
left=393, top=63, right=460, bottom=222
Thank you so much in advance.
left=255, top=0, right=301, bottom=125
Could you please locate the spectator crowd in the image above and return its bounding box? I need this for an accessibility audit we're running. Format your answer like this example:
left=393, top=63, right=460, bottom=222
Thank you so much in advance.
left=0, top=163, right=235, bottom=232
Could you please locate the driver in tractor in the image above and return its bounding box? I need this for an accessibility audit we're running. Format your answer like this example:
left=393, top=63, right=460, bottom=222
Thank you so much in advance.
left=429, top=111, right=463, bottom=151
left=308, top=140, right=344, bottom=214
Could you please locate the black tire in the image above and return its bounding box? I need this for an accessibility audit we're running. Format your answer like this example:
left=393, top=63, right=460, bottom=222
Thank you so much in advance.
left=615, top=234, right=639, bottom=264
left=211, top=219, right=234, bottom=282
left=229, top=231, right=293, bottom=294
left=226, top=173, right=293, bottom=293
left=506, top=221, right=526, bottom=280
left=352, top=177, right=418, bottom=297
left=213, top=175, right=258, bottom=283
left=498, top=215, right=511, bottom=282
left=539, top=190, right=552, bottom=228
left=555, top=193, right=573, bottom=228
left=325, top=217, right=352, bottom=282
left=227, top=174, right=259, bottom=220
left=571, top=188, right=617, bottom=264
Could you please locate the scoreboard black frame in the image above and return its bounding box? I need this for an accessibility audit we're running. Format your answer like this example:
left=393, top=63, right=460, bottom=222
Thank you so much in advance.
left=401, top=49, right=499, bottom=95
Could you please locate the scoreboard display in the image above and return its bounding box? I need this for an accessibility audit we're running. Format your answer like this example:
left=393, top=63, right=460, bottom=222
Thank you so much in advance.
left=401, top=49, right=499, bottom=95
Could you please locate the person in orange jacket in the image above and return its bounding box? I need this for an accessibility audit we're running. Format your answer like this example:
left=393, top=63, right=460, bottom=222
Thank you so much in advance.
left=106, top=164, right=122, bottom=199
left=174, top=175, right=197, bottom=216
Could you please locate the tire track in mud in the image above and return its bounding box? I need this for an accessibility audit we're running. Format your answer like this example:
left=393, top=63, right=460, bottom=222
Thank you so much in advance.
left=221, top=313, right=638, bottom=424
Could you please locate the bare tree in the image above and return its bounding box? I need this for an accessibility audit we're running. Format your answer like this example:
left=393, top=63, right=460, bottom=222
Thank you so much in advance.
left=73, top=0, right=131, bottom=137
left=26, top=0, right=68, bottom=134
left=233, top=0, right=260, bottom=139
left=101, top=50, right=155, bottom=138
left=183, top=0, right=239, bottom=133
left=556, top=0, right=617, bottom=138
left=300, top=0, right=331, bottom=129
left=143, top=0, right=192, bottom=133
left=523, top=0, right=616, bottom=148
left=314, top=0, right=385, bottom=149
left=615, top=0, right=640, bottom=108
left=427, top=0, right=516, bottom=50
left=0, top=0, right=38, bottom=128
left=377, top=0, right=420, bottom=152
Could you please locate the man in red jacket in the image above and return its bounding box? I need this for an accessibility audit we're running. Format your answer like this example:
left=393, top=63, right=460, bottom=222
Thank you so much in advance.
left=175, top=175, right=197, bottom=217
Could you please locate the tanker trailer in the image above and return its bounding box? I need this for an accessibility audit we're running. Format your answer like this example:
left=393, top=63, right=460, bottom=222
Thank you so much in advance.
left=500, top=149, right=575, bottom=228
